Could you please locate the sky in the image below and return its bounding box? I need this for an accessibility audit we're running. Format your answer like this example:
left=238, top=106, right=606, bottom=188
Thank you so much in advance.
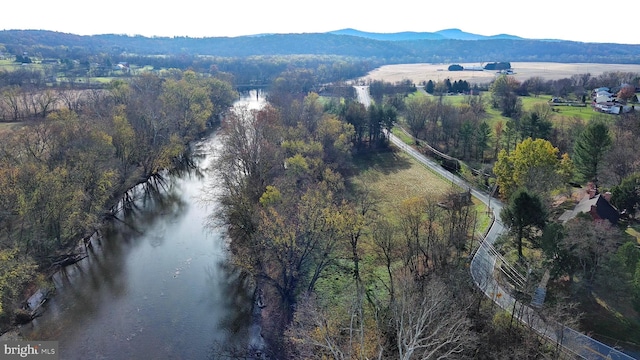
left=3, top=0, right=639, bottom=45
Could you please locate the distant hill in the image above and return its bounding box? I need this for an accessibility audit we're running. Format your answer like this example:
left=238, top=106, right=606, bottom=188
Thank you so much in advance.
left=329, top=28, right=523, bottom=41
left=328, top=28, right=445, bottom=41
left=434, top=28, right=522, bottom=41
left=1, top=29, right=639, bottom=64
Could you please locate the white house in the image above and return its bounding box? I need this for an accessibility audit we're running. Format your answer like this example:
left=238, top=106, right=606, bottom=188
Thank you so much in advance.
left=594, top=95, right=613, bottom=104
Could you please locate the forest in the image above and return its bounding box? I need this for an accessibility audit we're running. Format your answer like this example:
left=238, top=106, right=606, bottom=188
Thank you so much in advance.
left=2, top=29, right=640, bottom=65
left=1, top=42, right=640, bottom=358
left=0, top=68, right=237, bottom=326
left=212, top=67, right=640, bottom=358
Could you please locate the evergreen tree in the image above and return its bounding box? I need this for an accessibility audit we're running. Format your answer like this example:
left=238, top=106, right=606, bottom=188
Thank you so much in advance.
left=572, top=121, right=612, bottom=184
left=501, top=189, right=547, bottom=259
left=425, top=80, right=434, bottom=94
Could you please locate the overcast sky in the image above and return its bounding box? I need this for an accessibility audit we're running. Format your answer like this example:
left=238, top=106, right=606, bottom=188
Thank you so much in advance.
left=4, top=0, right=638, bottom=45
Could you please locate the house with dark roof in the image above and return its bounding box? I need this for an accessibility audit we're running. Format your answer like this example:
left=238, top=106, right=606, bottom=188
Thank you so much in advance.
left=559, top=189, right=620, bottom=224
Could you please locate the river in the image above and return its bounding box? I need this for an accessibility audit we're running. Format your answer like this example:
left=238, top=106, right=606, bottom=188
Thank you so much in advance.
left=20, top=90, right=267, bottom=360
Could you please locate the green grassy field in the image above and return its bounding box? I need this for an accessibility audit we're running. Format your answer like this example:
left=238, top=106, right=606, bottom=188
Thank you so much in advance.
left=350, top=144, right=492, bottom=233
left=440, top=92, right=606, bottom=126
left=350, top=148, right=457, bottom=215
left=391, top=127, right=414, bottom=144
left=520, top=94, right=601, bottom=122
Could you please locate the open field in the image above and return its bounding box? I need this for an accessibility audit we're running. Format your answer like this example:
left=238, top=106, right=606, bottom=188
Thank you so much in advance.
left=361, top=62, right=640, bottom=85
left=351, top=149, right=456, bottom=211
left=350, top=147, right=492, bottom=234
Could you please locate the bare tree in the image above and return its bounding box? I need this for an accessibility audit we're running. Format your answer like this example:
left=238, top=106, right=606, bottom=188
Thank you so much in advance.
left=524, top=76, right=546, bottom=97
left=33, top=89, right=59, bottom=118
left=286, top=294, right=348, bottom=360
left=57, top=87, right=84, bottom=112
left=286, top=290, right=386, bottom=360
left=371, top=217, right=399, bottom=302
left=0, top=86, right=24, bottom=121
left=604, top=130, right=640, bottom=185
left=403, top=95, right=431, bottom=142
left=561, top=217, right=618, bottom=286
left=392, top=273, right=475, bottom=360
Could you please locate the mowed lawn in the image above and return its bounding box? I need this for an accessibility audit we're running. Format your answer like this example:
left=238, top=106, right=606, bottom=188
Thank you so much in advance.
left=428, top=91, right=606, bottom=129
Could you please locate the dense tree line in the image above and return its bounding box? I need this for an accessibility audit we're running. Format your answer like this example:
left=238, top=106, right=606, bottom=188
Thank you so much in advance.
left=3, top=30, right=640, bottom=64
left=368, top=79, right=416, bottom=103
left=0, top=52, right=376, bottom=97
left=401, top=93, right=490, bottom=162
left=490, top=111, right=640, bottom=344
left=0, top=70, right=237, bottom=327
left=423, top=79, right=473, bottom=95
left=483, top=62, right=511, bottom=70
left=213, top=73, right=575, bottom=358
left=393, top=67, right=640, bottom=346
left=0, top=68, right=47, bottom=88
left=354, top=67, right=640, bottom=350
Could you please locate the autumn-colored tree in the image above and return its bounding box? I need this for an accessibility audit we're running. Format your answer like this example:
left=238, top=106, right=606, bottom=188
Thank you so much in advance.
left=0, top=248, right=37, bottom=320
left=490, top=75, right=522, bottom=118
left=203, top=76, right=237, bottom=121
left=315, top=115, right=354, bottom=172
left=161, top=71, right=213, bottom=139
left=111, top=105, right=137, bottom=180
left=617, top=84, right=637, bottom=102
left=494, top=137, right=564, bottom=199
left=254, top=186, right=344, bottom=323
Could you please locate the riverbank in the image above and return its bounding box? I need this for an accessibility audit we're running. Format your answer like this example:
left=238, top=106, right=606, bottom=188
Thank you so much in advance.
left=0, top=329, right=24, bottom=341
left=8, top=92, right=260, bottom=360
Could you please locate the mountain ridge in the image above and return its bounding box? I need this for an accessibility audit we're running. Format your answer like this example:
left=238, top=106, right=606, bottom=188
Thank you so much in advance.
left=328, top=28, right=523, bottom=41
left=1, top=29, right=639, bottom=64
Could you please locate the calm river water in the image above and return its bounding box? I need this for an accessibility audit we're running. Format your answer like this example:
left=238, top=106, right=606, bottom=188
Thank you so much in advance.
left=20, top=90, right=267, bottom=360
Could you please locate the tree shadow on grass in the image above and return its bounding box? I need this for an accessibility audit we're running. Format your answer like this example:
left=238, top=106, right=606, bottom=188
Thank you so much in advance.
left=351, top=147, right=413, bottom=178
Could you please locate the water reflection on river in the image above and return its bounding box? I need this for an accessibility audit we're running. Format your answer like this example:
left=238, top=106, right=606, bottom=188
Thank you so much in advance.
left=20, top=90, right=266, bottom=360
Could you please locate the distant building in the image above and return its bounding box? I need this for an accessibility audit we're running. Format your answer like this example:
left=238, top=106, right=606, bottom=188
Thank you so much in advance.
left=593, top=87, right=610, bottom=94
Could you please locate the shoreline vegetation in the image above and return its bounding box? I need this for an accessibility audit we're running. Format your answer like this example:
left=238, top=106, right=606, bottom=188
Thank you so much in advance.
left=2, top=53, right=640, bottom=358
left=0, top=69, right=238, bottom=334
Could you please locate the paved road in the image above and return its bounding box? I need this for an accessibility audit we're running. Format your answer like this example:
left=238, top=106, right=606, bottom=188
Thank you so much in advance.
left=355, top=86, right=637, bottom=360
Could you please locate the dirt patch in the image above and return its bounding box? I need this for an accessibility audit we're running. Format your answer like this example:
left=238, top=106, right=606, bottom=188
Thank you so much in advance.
left=361, top=62, right=640, bottom=85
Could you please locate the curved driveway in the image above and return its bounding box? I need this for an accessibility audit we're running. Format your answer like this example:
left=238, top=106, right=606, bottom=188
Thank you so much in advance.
left=355, top=86, right=636, bottom=360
